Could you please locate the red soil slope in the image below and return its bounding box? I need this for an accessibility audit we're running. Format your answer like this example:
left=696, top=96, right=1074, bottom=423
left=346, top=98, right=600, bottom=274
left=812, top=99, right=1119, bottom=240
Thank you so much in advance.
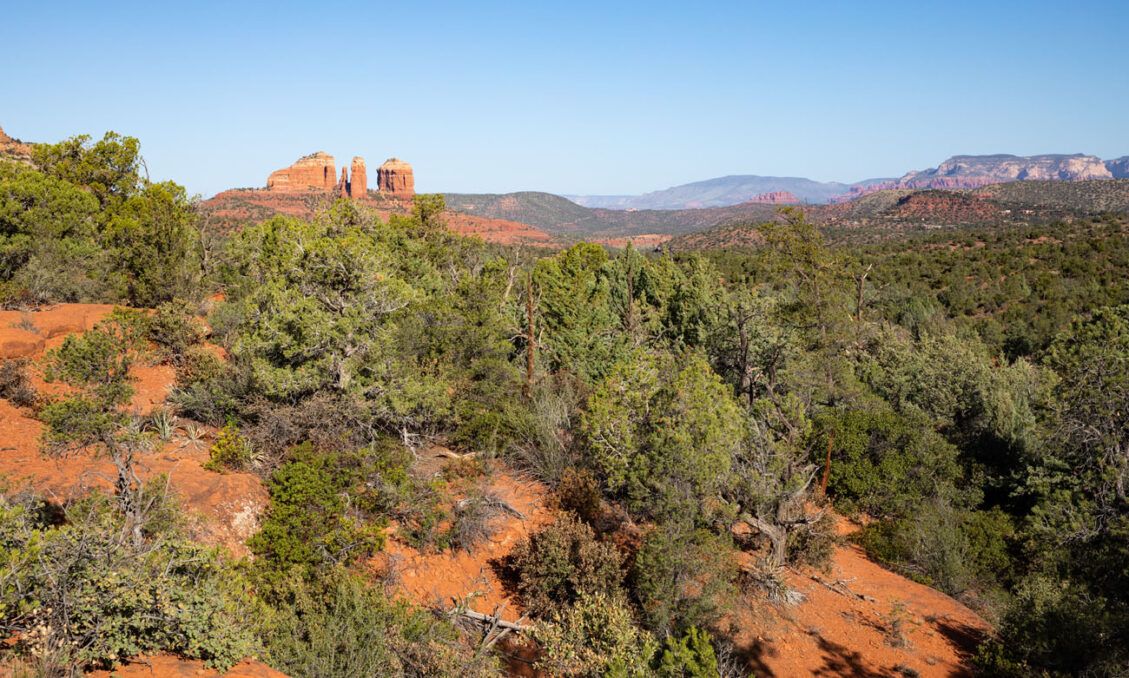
left=377, top=469, right=553, bottom=622
left=725, top=516, right=990, bottom=677
left=0, top=305, right=266, bottom=556
left=378, top=464, right=990, bottom=676
left=1, top=306, right=990, bottom=676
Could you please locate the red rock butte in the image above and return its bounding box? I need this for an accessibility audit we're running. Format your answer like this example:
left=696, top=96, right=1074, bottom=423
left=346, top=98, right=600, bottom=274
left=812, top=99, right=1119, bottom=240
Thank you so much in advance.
left=265, top=152, right=413, bottom=200
left=377, top=157, right=415, bottom=199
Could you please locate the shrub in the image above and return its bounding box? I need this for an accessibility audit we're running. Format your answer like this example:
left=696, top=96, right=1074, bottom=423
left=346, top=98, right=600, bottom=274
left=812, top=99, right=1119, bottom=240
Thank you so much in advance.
left=815, top=406, right=962, bottom=519
left=249, top=444, right=386, bottom=575
left=203, top=421, right=253, bottom=472
left=653, top=627, right=720, bottom=678
left=786, top=509, right=836, bottom=568
left=558, top=467, right=605, bottom=528
left=504, top=374, right=584, bottom=486
left=258, top=569, right=497, bottom=678
left=174, top=344, right=225, bottom=388
left=0, top=358, right=36, bottom=407
left=630, top=524, right=738, bottom=634
left=148, top=301, right=203, bottom=363
left=533, top=592, right=657, bottom=678
left=513, top=515, right=624, bottom=617
left=857, top=502, right=1013, bottom=596
left=582, top=351, right=744, bottom=523
left=0, top=487, right=254, bottom=673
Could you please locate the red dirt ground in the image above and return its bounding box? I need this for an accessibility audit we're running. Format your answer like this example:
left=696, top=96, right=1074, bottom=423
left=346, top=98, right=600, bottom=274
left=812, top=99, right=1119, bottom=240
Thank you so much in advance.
left=722, top=517, right=991, bottom=677
left=377, top=469, right=554, bottom=622
left=0, top=305, right=266, bottom=556
left=377, top=469, right=990, bottom=676
left=86, top=655, right=285, bottom=678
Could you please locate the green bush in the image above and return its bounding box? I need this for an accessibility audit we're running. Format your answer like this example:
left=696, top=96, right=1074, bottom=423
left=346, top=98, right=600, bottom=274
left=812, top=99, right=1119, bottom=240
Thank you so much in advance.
left=203, top=421, right=253, bottom=472
left=582, top=351, right=744, bottom=522
left=653, top=627, right=720, bottom=678
left=148, top=301, right=203, bottom=363
left=257, top=569, right=497, bottom=678
left=0, top=487, right=254, bottom=673
left=174, top=344, right=226, bottom=388
left=513, top=515, right=624, bottom=617
left=533, top=592, right=658, bottom=678
left=816, top=405, right=962, bottom=519
left=630, top=525, right=737, bottom=634
left=857, top=502, right=1013, bottom=596
left=250, top=444, right=387, bottom=575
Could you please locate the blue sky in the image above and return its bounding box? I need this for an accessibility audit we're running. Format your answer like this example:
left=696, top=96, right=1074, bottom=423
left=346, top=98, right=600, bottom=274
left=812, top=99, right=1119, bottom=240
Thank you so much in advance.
left=3, top=1, right=1127, bottom=197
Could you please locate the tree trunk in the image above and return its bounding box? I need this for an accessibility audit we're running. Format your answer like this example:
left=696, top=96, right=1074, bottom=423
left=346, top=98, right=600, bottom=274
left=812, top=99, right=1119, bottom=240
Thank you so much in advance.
left=524, top=273, right=536, bottom=399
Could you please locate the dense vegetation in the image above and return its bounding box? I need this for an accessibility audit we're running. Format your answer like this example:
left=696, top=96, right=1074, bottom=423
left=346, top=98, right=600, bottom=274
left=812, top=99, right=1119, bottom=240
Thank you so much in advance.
left=1, top=133, right=1128, bottom=676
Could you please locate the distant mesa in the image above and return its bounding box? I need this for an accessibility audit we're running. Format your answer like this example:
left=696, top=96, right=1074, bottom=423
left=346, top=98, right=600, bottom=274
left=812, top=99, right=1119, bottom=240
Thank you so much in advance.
left=1107, top=156, right=1129, bottom=179
left=897, top=154, right=1113, bottom=190
left=744, top=190, right=799, bottom=205
left=266, top=151, right=413, bottom=199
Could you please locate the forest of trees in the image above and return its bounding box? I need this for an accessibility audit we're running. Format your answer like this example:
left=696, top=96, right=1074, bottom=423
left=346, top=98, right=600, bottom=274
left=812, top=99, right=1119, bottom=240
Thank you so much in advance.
left=1, top=133, right=1127, bottom=676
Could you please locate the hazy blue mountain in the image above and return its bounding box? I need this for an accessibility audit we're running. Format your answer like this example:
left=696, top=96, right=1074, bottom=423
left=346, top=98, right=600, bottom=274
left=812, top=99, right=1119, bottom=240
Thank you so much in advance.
left=566, top=175, right=892, bottom=209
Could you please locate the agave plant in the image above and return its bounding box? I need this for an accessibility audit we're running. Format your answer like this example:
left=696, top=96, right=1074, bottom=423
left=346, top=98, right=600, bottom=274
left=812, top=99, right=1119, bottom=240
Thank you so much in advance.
left=148, top=408, right=178, bottom=442
left=180, top=423, right=206, bottom=450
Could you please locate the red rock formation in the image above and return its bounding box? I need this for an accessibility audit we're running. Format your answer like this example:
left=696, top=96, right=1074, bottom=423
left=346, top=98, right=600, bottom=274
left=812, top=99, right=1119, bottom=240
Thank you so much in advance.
left=351, top=156, right=367, bottom=196
left=378, top=157, right=415, bottom=199
left=338, top=166, right=349, bottom=197
left=743, top=190, right=799, bottom=204
left=266, top=151, right=336, bottom=192
left=0, top=125, right=33, bottom=163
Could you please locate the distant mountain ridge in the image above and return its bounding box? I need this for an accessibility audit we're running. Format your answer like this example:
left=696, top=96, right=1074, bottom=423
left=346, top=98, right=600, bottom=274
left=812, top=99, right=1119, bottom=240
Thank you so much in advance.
left=565, top=175, right=889, bottom=209
left=566, top=154, right=1127, bottom=210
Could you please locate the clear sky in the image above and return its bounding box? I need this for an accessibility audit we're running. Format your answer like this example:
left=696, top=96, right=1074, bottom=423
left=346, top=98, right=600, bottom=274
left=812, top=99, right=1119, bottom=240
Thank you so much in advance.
left=4, top=0, right=1127, bottom=197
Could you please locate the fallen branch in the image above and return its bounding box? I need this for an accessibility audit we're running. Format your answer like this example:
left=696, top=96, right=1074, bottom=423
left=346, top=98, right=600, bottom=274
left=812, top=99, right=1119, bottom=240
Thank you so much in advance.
left=436, top=448, right=478, bottom=460
left=449, top=605, right=533, bottom=633
left=806, top=572, right=876, bottom=603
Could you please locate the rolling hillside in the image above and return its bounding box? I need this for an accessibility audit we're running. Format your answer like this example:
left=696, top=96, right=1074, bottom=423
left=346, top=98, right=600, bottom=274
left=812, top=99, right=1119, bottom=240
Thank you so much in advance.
left=443, top=191, right=780, bottom=239
left=665, top=179, right=1129, bottom=250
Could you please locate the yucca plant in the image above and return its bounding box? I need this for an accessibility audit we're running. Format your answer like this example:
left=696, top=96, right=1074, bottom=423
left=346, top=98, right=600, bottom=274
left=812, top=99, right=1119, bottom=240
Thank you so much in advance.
left=180, top=423, right=206, bottom=450
left=148, top=408, right=178, bottom=442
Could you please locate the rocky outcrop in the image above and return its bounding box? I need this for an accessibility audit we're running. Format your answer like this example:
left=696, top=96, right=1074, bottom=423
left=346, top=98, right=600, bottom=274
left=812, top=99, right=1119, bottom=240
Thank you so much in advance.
left=1107, top=157, right=1129, bottom=179
left=266, top=152, right=388, bottom=199
left=351, top=156, right=368, bottom=196
left=267, top=151, right=336, bottom=192
left=337, top=167, right=349, bottom=197
left=898, top=154, right=1113, bottom=190
left=743, top=190, right=799, bottom=204
left=378, top=158, right=415, bottom=199
left=0, top=125, right=33, bottom=164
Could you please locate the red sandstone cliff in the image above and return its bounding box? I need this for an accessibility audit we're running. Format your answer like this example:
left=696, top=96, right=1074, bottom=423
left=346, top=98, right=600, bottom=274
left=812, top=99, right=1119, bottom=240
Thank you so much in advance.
left=266, top=151, right=336, bottom=192
left=377, top=158, right=415, bottom=199
left=351, top=157, right=368, bottom=196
